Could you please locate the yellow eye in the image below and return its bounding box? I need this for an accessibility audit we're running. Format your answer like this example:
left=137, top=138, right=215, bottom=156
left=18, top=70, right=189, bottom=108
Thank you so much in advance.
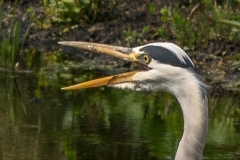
left=142, top=54, right=151, bottom=64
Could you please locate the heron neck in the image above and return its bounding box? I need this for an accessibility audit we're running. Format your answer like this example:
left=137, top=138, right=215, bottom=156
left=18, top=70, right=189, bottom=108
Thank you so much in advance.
left=174, top=84, right=208, bottom=160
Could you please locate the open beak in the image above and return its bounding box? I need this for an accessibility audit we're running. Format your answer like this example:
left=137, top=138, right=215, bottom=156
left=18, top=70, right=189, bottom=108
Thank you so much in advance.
left=59, top=41, right=140, bottom=90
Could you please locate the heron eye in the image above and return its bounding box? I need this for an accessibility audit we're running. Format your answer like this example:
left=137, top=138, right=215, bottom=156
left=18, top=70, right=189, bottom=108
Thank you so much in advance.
left=142, top=54, right=151, bottom=64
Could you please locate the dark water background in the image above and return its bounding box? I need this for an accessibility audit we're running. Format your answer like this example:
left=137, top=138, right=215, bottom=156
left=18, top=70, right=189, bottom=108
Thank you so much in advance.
left=0, top=52, right=240, bottom=160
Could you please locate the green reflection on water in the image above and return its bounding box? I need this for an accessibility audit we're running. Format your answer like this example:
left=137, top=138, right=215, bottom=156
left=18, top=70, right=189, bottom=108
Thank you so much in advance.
left=0, top=59, right=240, bottom=160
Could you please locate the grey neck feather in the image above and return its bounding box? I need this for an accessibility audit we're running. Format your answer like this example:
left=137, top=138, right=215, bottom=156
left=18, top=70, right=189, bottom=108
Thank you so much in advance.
left=174, top=79, right=208, bottom=160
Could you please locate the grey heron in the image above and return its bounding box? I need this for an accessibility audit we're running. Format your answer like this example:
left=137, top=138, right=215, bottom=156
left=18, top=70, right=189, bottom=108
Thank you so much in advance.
left=59, top=41, right=210, bottom=160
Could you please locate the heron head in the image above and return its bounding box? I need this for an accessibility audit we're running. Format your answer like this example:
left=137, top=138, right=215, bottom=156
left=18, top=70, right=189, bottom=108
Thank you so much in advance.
left=60, top=42, right=195, bottom=93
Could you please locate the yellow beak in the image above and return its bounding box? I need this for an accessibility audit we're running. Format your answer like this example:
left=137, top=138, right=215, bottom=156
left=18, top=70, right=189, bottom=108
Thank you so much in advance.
left=59, top=41, right=139, bottom=90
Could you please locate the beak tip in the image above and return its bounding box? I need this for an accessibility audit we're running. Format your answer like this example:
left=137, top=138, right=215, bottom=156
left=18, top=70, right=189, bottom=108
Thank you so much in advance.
left=61, top=85, right=81, bottom=90
left=61, top=87, right=69, bottom=90
left=58, top=42, right=65, bottom=45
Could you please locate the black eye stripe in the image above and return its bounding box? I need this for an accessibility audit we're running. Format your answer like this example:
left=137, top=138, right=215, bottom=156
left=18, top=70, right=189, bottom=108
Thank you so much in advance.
left=139, top=45, right=194, bottom=68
